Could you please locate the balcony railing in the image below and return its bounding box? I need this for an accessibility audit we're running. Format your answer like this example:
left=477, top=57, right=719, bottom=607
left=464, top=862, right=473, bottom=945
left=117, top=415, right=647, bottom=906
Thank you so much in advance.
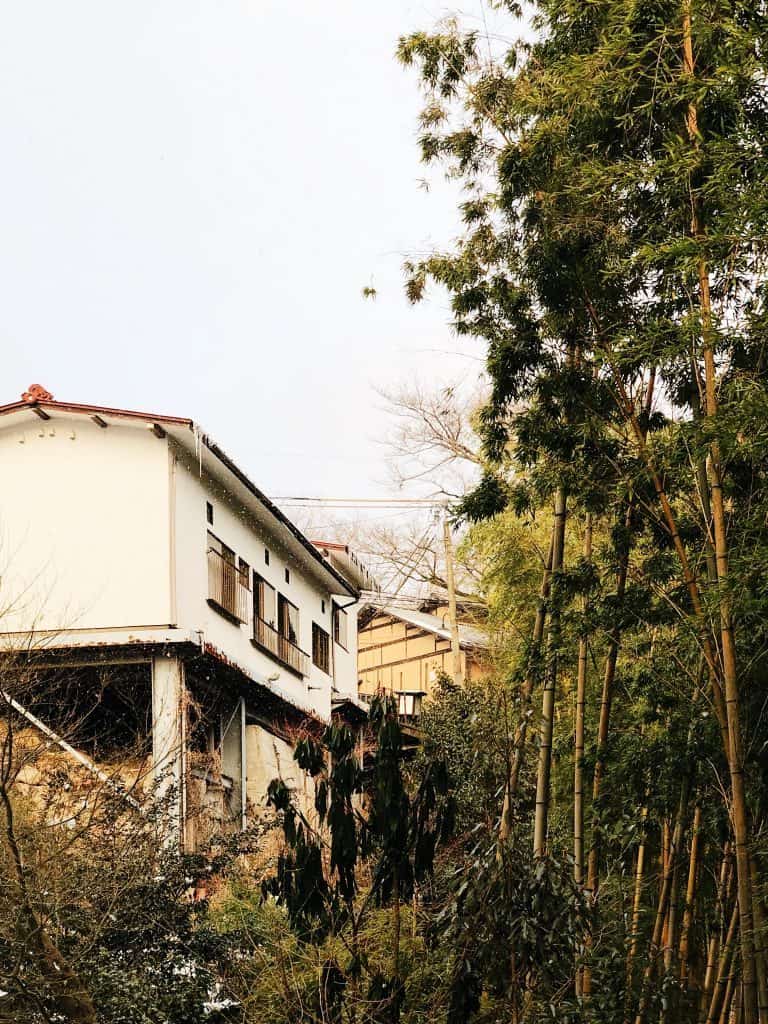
left=397, top=691, right=425, bottom=725
left=253, top=615, right=310, bottom=677
left=207, top=548, right=249, bottom=624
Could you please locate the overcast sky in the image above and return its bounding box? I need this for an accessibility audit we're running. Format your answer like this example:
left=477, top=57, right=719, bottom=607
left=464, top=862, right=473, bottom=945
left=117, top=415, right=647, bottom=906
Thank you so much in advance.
left=0, top=2, right=503, bottom=511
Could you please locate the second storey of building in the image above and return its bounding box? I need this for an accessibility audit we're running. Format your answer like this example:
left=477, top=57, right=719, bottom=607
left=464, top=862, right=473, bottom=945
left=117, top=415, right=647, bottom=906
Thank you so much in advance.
left=0, top=392, right=359, bottom=719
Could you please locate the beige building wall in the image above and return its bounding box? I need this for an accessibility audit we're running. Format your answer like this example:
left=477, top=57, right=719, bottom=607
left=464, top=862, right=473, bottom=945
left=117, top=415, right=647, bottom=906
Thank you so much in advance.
left=357, top=612, right=486, bottom=701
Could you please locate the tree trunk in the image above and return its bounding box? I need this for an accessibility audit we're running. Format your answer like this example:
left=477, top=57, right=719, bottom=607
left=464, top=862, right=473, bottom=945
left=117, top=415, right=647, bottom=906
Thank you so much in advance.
left=501, top=527, right=555, bottom=833
left=581, top=503, right=632, bottom=997
left=680, top=4, right=757, bottom=1017
left=574, top=512, right=592, bottom=887
left=626, top=804, right=649, bottom=987
left=633, top=785, right=690, bottom=1024
left=679, top=805, right=703, bottom=988
left=705, top=900, right=740, bottom=1024
left=533, top=487, right=567, bottom=858
left=749, top=855, right=768, bottom=1024
left=574, top=512, right=592, bottom=999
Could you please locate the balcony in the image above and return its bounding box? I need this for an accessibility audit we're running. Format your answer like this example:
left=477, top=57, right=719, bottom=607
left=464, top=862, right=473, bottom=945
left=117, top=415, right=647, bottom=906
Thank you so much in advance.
left=252, top=615, right=310, bottom=678
left=397, top=691, right=425, bottom=725
left=207, top=548, right=249, bottom=624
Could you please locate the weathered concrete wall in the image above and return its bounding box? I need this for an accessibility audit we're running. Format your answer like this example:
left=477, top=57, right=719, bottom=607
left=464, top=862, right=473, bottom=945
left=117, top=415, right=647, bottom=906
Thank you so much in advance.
left=151, top=654, right=185, bottom=846
left=245, top=723, right=316, bottom=821
left=220, top=697, right=245, bottom=829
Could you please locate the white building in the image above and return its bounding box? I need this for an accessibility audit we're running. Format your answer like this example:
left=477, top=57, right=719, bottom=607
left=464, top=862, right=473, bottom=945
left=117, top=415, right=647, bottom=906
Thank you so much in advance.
left=0, top=385, right=366, bottom=847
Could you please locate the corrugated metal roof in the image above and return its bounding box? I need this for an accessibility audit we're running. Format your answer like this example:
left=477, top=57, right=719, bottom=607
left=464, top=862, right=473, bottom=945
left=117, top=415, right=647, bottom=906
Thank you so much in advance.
left=372, top=604, right=489, bottom=650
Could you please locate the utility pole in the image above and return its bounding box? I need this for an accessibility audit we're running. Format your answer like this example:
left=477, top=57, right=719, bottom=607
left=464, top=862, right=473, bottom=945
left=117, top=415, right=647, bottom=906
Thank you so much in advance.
left=442, top=511, right=463, bottom=686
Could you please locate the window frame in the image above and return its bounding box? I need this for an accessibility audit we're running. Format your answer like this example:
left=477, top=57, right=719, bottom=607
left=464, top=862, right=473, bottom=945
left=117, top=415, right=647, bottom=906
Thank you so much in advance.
left=253, top=573, right=277, bottom=627
left=333, top=603, right=349, bottom=651
left=207, top=531, right=235, bottom=564
left=278, top=593, right=300, bottom=646
left=312, top=622, right=330, bottom=674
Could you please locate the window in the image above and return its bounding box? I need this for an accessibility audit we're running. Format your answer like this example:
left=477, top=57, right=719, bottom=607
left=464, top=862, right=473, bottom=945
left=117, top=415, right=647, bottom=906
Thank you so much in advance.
left=278, top=594, right=299, bottom=645
left=207, top=532, right=247, bottom=622
left=321, top=599, right=326, bottom=614
left=206, top=502, right=214, bottom=525
left=238, top=557, right=250, bottom=589
left=312, top=623, right=330, bottom=674
left=397, top=692, right=424, bottom=722
left=252, top=580, right=309, bottom=676
left=254, top=574, right=277, bottom=626
left=264, top=548, right=270, bottom=565
left=333, top=604, right=349, bottom=650
left=207, top=531, right=234, bottom=564
left=284, top=568, right=290, bottom=584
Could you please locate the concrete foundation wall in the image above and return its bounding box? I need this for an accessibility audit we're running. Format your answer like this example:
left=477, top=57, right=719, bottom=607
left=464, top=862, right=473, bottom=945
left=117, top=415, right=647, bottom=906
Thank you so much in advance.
left=151, top=655, right=185, bottom=845
left=246, top=723, right=316, bottom=821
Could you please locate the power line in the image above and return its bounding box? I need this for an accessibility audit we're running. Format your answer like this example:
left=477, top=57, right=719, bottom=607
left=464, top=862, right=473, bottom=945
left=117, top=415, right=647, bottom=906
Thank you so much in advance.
left=272, top=495, right=443, bottom=506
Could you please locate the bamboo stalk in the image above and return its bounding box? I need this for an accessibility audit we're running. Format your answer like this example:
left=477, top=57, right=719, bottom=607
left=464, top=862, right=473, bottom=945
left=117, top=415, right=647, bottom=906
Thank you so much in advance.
left=749, top=856, right=768, bottom=1024
left=718, top=963, right=740, bottom=1024
left=500, top=527, right=555, bottom=840
left=705, top=900, right=740, bottom=1024
left=700, top=850, right=734, bottom=1022
left=664, top=825, right=682, bottom=976
left=533, top=487, right=567, bottom=858
left=633, top=790, right=688, bottom=1024
left=574, top=512, right=592, bottom=888
left=679, top=805, right=703, bottom=988
left=626, top=804, right=649, bottom=986
left=580, top=294, right=730, bottom=760
left=581, top=364, right=654, bottom=997
left=680, top=4, right=758, bottom=1017
left=574, top=512, right=592, bottom=1000
left=582, top=504, right=633, bottom=997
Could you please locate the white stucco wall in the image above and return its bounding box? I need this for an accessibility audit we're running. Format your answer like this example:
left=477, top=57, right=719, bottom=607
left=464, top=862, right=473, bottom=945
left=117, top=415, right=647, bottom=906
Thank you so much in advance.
left=329, top=597, right=359, bottom=700
left=0, top=416, right=172, bottom=636
left=171, top=444, right=342, bottom=718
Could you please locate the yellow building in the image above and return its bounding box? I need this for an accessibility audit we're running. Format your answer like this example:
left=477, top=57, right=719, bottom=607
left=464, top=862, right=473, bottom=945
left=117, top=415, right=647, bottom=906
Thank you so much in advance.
left=357, top=604, right=489, bottom=721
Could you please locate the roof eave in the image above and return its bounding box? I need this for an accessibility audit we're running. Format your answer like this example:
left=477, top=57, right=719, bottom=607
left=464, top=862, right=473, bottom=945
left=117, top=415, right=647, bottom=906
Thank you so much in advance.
left=0, top=398, right=358, bottom=599
left=201, top=435, right=358, bottom=598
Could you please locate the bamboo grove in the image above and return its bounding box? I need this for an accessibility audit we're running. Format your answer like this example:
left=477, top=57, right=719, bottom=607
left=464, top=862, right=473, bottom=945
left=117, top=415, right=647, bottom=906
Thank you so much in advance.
left=396, top=1, right=768, bottom=1021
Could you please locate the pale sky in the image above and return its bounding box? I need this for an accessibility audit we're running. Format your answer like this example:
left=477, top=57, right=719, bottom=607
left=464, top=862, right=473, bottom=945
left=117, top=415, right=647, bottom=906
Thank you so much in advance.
left=0, top=1, right=500, bottom=512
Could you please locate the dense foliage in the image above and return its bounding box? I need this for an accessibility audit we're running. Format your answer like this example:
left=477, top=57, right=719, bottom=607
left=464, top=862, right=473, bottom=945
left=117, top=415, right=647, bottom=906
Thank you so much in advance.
left=392, top=0, right=768, bottom=1021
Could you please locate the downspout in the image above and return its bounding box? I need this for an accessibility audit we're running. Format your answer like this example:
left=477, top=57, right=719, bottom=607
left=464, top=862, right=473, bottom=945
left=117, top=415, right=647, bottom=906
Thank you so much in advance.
left=331, top=594, right=359, bottom=695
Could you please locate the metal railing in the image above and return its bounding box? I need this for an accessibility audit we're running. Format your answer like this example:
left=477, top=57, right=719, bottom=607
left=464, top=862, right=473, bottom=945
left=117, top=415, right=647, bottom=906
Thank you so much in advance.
left=253, top=615, right=310, bottom=677
left=207, top=548, right=249, bottom=623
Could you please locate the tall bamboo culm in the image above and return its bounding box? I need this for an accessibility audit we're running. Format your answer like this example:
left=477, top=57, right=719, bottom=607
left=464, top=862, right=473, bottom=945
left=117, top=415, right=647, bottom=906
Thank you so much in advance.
left=532, top=487, right=567, bottom=858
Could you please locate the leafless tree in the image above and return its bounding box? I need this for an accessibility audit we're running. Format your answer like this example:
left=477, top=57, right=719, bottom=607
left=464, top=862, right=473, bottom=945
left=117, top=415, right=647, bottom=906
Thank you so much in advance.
left=0, top=644, right=173, bottom=1023
left=375, top=378, right=486, bottom=499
